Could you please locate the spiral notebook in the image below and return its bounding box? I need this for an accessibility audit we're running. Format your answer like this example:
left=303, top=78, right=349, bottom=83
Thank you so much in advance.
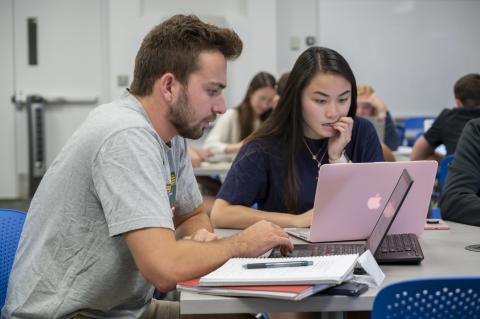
left=198, top=254, right=358, bottom=287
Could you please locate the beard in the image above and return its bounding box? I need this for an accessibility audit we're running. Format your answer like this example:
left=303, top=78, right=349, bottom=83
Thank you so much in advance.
left=168, top=88, right=215, bottom=139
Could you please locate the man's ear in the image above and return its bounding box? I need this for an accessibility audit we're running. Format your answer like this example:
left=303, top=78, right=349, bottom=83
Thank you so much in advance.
left=455, top=98, right=463, bottom=108
left=154, top=73, right=180, bottom=102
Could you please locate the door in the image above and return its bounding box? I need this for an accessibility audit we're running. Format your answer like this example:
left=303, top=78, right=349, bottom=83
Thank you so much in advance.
left=4, top=0, right=108, bottom=198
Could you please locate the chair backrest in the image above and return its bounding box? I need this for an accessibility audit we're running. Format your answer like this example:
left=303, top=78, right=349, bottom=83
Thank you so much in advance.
left=438, top=154, right=455, bottom=191
left=372, top=277, right=480, bottom=319
left=0, top=209, right=26, bottom=308
left=403, top=116, right=436, bottom=146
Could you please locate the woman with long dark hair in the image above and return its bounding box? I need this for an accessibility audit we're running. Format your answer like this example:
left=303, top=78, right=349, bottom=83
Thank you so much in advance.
left=204, top=71, right=276, bottom=154
left=211, top=47, right=383, bottom=228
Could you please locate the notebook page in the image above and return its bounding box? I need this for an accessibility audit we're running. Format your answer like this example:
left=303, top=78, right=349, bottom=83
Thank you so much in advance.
left=199, top=254, right=358, bottom=286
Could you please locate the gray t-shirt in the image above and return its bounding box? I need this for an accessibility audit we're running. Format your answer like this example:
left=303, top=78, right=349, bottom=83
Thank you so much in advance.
left=2, top=91, right=202, bottom=318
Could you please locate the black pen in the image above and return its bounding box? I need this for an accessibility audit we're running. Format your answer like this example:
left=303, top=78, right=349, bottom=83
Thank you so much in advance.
left=243, top=260, right=314, bottom=269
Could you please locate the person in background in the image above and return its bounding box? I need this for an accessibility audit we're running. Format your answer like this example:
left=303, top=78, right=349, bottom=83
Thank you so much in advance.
left=410, top=73, right=480, bottom=161
left=187, top=146, right=218, bottom=215
left=439, top=118, right=480, bottom=226
left=187, top=145, right=212, bottom=168
left=356, top=84, right=399, bottom=151
left=272, top=71, right=290, bottom=109
left=1, top=15, right=292, bottom=319
left=210, top=46, right=383, bottom=229
left=203, top=71, right=276, bottom=154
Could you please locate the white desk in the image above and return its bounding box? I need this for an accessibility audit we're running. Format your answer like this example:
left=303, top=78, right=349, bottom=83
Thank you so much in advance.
left=180, top=222, right=480, bottom=315
left=393, top=145, right=446, bottom=162
left=193, top=162, right=231, bottom=176
left=393, top=146, right=413, bottom=161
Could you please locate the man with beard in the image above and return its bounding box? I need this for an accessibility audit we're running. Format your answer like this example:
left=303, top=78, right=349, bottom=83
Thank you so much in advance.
left=2, top=15, right=292, bottom=319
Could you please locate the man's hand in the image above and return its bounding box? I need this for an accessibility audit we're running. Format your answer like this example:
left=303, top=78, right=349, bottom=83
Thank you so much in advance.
left=183, top=228, right=218, bottom=242
left=231, top=220, right=293, bottom=257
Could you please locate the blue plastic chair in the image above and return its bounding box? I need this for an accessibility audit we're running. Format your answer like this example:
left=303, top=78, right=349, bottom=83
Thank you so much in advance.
left=429, top=155, right=455, bottom=219
left=372, top=277, right=480, bottom=319
left=0, top=209, right=27, bottom=308
left=403, top=116, right=435, bottom=147
left=438, top=154, right=455, bottom=192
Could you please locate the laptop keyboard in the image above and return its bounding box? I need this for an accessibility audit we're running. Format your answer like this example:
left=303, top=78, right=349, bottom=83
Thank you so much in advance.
left=270, top=243, right=365, bottom=258
left=375, top=233, right=424, bottom=261
left=270, top=233, right=424, bottom=264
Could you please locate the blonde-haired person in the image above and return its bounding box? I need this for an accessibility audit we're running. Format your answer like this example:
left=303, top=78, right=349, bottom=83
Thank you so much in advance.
left=357, top=84, right=399, bottom=151
left=204, top=71, right=276, bottom=154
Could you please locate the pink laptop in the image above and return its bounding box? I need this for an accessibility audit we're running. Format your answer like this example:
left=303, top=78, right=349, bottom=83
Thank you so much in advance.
left=286, top=161, right=438, bottom=242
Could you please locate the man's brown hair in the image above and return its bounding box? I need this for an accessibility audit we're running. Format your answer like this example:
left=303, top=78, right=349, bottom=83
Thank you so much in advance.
left=454, top=73, right=480, bottom=107
left=130, top=14, right=243, bottom=96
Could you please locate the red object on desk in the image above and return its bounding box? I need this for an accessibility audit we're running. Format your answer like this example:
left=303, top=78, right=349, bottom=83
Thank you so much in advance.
left=177, top=278, right=331, bottom=301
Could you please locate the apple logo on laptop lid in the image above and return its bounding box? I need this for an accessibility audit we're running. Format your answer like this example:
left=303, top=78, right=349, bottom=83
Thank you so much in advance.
left=367, top=193, right=382, bottom=210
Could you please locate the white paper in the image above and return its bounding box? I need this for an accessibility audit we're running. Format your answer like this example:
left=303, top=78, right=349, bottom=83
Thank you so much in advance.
left=356, top=250, right=385, bottom=287
left=199, top=254, right=359, bottom=286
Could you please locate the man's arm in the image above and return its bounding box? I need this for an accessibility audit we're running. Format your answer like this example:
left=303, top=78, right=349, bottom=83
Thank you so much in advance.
left=124, top=220, right=293, bottom=292
left=410, top=136, right=436, bottom=160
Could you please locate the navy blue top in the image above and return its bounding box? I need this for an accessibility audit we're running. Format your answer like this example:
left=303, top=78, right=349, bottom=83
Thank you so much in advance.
left=217, top=117, right=384, bottom=213
left=384, top=111, right=399, bottom=151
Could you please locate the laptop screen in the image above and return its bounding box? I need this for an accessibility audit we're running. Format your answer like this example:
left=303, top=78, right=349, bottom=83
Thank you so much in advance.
left=366, top=169, right=414, bottom=254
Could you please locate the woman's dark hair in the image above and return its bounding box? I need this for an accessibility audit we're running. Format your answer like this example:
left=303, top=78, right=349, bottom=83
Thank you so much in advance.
left=245, top=47, right=357, bottom=211
left=236, top=72, right=276, bottom=140
left=276, top=72, right=290, bottom=97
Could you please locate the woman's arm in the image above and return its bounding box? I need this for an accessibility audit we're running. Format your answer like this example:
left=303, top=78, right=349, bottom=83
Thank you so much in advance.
left=211, top=139, right=313, bottom=229
left=211, top=199, right=312, bottom=229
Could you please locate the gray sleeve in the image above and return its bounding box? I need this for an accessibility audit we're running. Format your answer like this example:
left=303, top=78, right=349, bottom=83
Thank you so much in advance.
left=92, top=128, right=174, bottom=237
left=174, top=138, right=203, bottom=216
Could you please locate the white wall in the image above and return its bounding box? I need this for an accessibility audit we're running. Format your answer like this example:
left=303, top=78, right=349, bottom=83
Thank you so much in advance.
left=315, top=0, right=480, bottom=117
left=108, top=0, right=278, bottom=108
left=276, top=0, right=317, bottom=75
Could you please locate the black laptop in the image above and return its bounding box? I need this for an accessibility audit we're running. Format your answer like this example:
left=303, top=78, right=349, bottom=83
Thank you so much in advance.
left=270, top=169, right=424, bottom=264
